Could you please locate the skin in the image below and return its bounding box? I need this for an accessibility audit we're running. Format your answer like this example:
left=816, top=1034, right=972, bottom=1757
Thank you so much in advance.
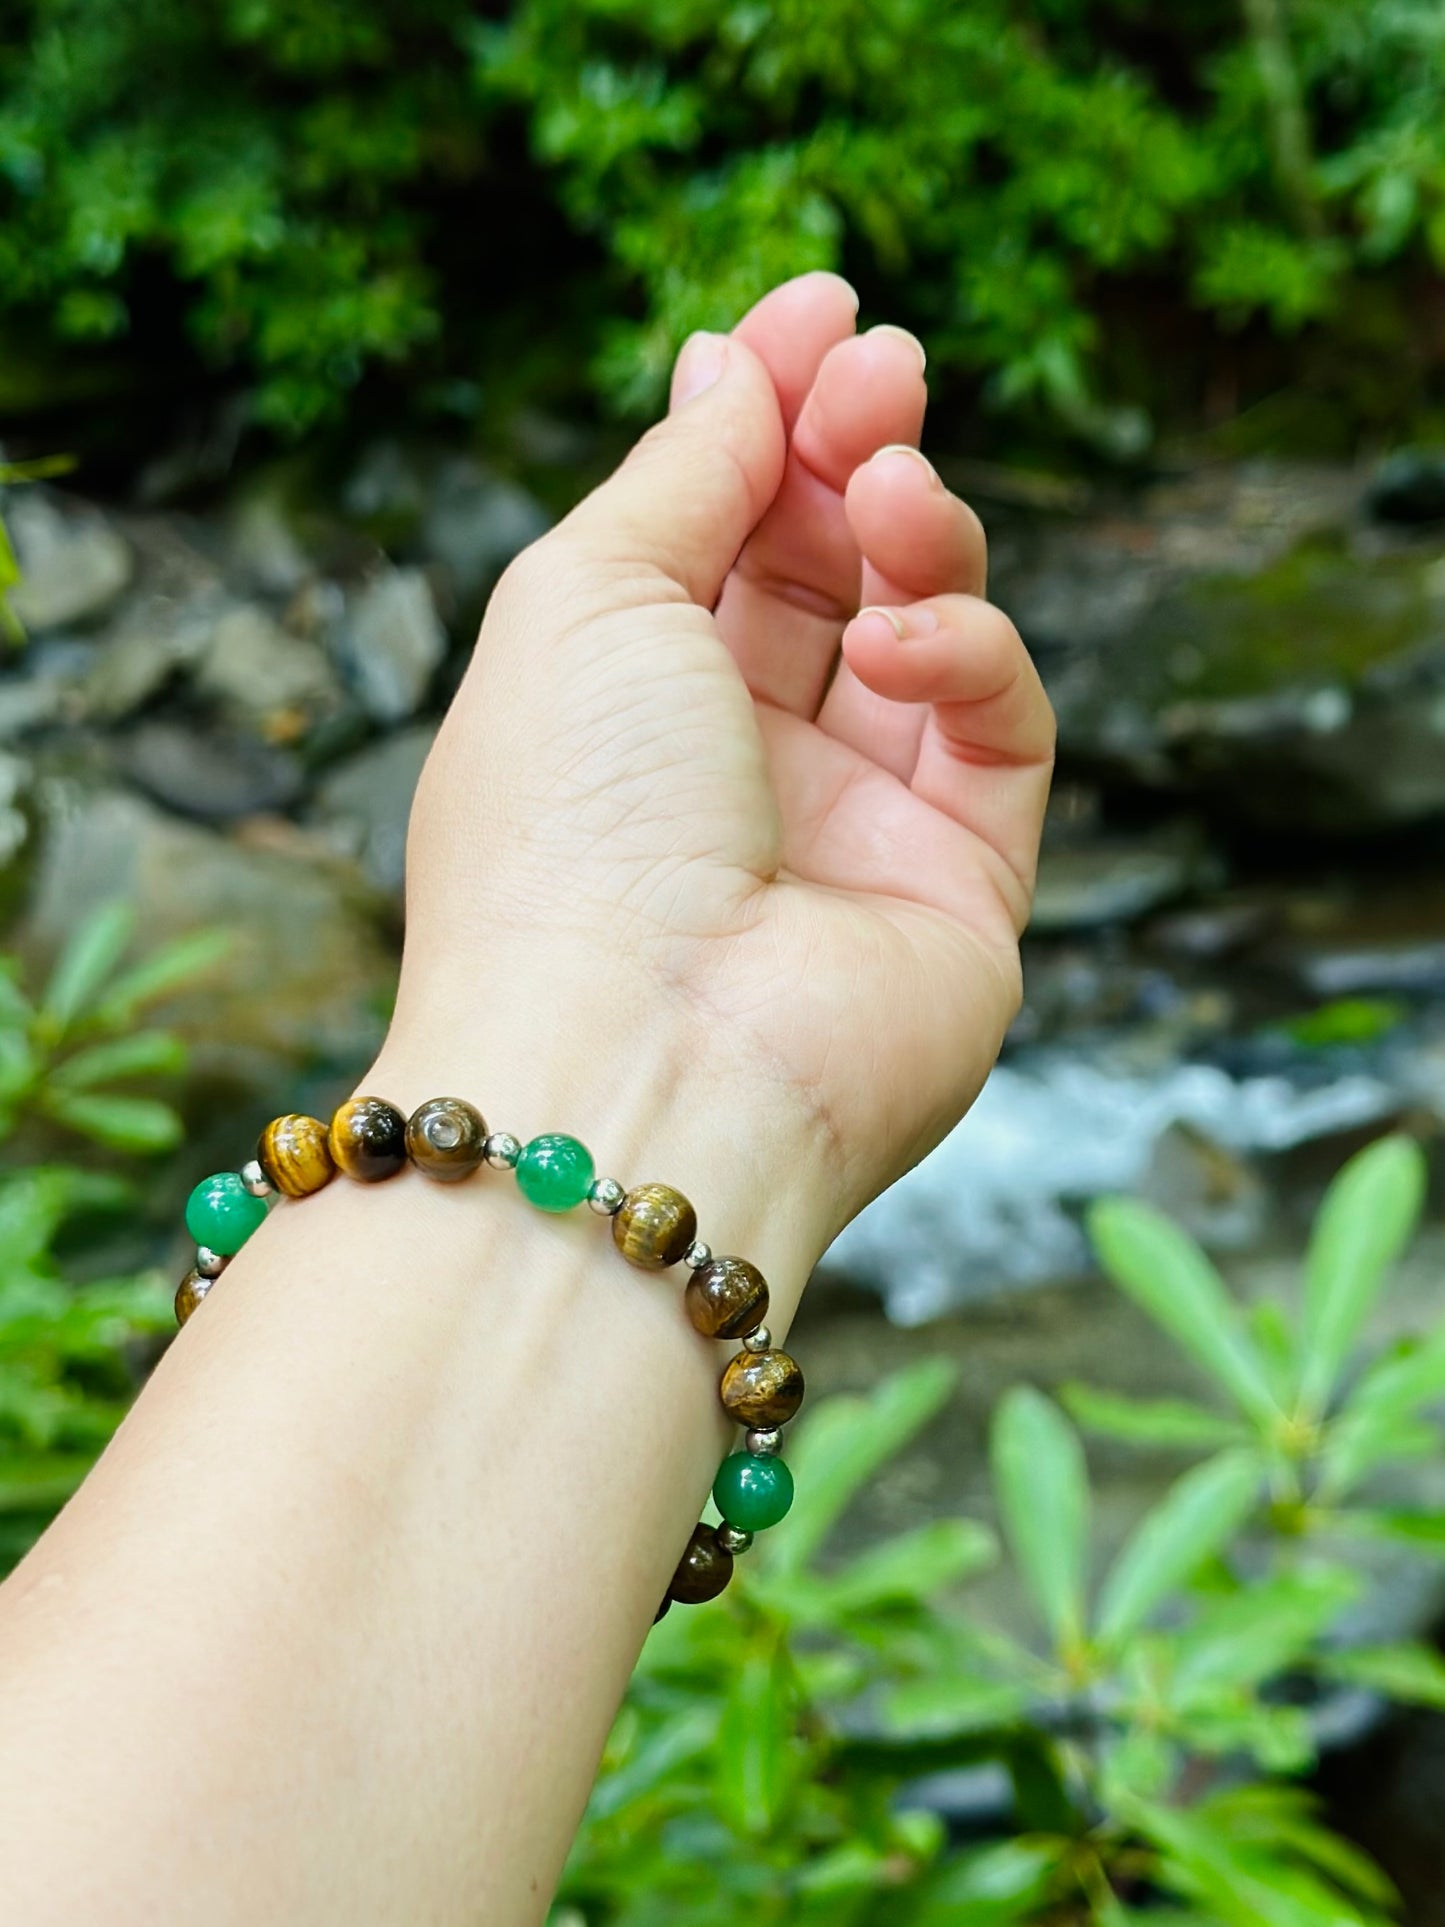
left=0, top=273, right=1053, bottom=1924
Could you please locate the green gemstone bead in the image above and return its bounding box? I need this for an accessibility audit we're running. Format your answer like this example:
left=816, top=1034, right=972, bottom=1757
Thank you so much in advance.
left=515, top=1133, right=595, bottom=1213
left=184, top=1172, right=267, bottom=1255
left=712, top=1452, right=794, bottom=1533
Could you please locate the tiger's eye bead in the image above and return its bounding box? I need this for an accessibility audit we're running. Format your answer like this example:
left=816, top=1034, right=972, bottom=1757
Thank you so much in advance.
left=720, top=1348, right=804, bottom=1428
left=667, top=1524, right=734, bottom=1605
left=685, top=1256, right=770, bottom=1340
left=174, top=1268, right=213, bottom=1327
left=515, top=1133, right=595, bottom=1212
left=329, top=1096, right=408, bottom=1182
left=406, top=1097, right=487, bottom=1180
left=612, top=1182, right=698, bottom=1269
left=257, top=1114, right=335, bottom=1198
left=713, top=1452, right=795, bottom=1533
left=184, top=1172, right=267, bottom=1255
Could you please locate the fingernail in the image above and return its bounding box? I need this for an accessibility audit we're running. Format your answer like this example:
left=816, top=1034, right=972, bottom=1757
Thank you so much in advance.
left=672, top=331, right=730, bottom=406
left=868, top=323, right=927, bottom=373
left=857, top=604, right=939, bottom=641
left=873, top=443, right=941, bottom=486
left=808, top=270, right=860, bottom=314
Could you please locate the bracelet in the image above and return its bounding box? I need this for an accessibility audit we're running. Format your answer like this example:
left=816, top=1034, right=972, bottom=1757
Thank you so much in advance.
left=174, top=1095, right=802, bottom=1621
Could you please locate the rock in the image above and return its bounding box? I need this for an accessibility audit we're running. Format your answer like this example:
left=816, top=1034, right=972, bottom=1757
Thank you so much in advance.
left=226, top=491, right=313, bottom=597
left=117, top=720, right=305, bottom=819
left=80, top=593, right=222, bottom=722
left=20, top=782, right=393, bottom=1091
left=421, top=458, right=548, bottom=606
left=195, top=606, right=340, bottom=725
left=6, top=492, right=132, bottom=633
left=1366, top=448, right=1445, bottom=526
left=335, top=569, right=446, bottom=723
left=313, top=724, right=435, bottom=895
left=1031, top=825, right=1209, bottom=932
left=0, top=674, right=66, bottom=741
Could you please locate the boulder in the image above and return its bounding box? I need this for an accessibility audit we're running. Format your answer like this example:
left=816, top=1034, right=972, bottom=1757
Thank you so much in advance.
left=7, top=492, right=132, bottom=633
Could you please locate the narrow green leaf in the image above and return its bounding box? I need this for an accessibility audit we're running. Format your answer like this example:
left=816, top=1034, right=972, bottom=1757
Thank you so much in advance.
left=883, top=1673, right=1029, bottom=1740
left=0, top=1453, right=96, bottom=1512
left=1087, top=1198, right=1277, bottom=1423
left=1096, top=1449, right=1263, bottom=1646
left=40, top=901, right=135, bottom=1031
left=716, top=1628, right=791, bottom=1838
left=94, top=928, right=232, bottom=1021
left=1298, top=1135, right=1426, bottom=1416
left=1197, top=1786, right=1398, bottom=1908
left=1319, top=1407, right=1438, bottom=1501
left=990, top=1387, right=1089, bottom=1651
left=1342, top=1327, right=1445, bottom=1430
left=765, top=1359, right=956, bottom=1575
left=51, top=1030, right=187, bottom=1090
left=583, top=1706, right=716, bottom=1823
left=820, top=1518, right=996, bottom=1617
left=908, top=1839, right=1056, bottom=1925
left=1320, top=1641, right=1445, bottom=1709
left=1172, top=1569, right=1358, bottom=1698
left=1344, top=1508, right=1445, bottom=1552
left=42, top=1091, right=184, bottom=1154
left=1062, top=1382, right=1247, bottom=1450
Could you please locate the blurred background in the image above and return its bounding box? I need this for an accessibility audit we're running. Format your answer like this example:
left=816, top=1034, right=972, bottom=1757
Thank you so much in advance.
left=3, top=2, right=1445, bottom=1921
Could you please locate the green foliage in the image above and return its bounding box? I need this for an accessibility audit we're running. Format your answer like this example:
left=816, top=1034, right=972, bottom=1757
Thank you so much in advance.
left=0, top=901, right=224, bottom=1565
left=2, top=0, right=1443, bottom=439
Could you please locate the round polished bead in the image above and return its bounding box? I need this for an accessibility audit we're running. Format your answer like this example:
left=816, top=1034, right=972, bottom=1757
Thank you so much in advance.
left=588, top=1177, right=625, bottom=1216
left=240, top=1158, right=273, bottom=1199
left=685, top=1256, right=770, bottom=1341
left=667, top=1523, right=734, bottom=1605
left=484, top=1132, right=521, bottom=1170
left=406, top=1097, right=487, bottom=1181
left=329, top=1096, right=408, bottom=1182
left=257, top=1113, right=335, bottom=1198
left=195, top=1245, right=228, bottom=1279
left=612, top=1183, right=697, bottom=1269
left=746, top=1427, right=783, bottom=1457
left=684, top=1240, right=712, bottom=1271
left=720, top=1348, right=804, bottom=1428
left=184, top=1172, right=267, bottom=1256
left=174, top=1267, right=213, bottom=1327
left=715, top=1524, right=754, bottom=1556
left=713, top=1452, right=795, bottom=1533
left=516, top=1133, right=595, bottom=1213
left=744, top=1325, right=772, bottom=1353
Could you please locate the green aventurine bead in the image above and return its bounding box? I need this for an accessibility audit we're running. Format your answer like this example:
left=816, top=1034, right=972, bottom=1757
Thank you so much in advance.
left=515, top=1133, right=595, bottom=1213
left=184, top=1172, right=267, bottom=1255
left=712, top=1452, right=794, bottom=1533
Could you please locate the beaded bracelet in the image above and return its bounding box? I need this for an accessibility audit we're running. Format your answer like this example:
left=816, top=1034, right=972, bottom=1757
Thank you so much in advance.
left=175, top=1095, right=802, bottom=1620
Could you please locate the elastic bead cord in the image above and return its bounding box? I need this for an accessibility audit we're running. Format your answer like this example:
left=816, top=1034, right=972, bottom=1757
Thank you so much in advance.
left=176, top=1097, right=803, bottom=1619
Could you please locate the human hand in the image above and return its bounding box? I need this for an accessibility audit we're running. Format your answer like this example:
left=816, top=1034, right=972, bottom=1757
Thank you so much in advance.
left=380, top=273, right=1053, bottom=1263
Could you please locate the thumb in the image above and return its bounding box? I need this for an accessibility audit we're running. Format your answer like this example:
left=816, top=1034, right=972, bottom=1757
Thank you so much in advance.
left=557, top=331, right=786, bottom=610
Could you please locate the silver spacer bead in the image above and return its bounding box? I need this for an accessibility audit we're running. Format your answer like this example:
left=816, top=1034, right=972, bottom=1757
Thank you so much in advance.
left=195, top=1246, right=229, bottom=1279
left=484, top=1132, right=521, bottom=1170
left=684, top=1240, right=712, bottom=1271
left=240, top=1158, right=273, bottom=1199
left=588, top=1176, right=625, bottom=1215
left=746, top=1428, right=783, bottom=1457
left=716, top=1525, right=753, bottom=1555
left=743, top=1325, right=772, bottom=1353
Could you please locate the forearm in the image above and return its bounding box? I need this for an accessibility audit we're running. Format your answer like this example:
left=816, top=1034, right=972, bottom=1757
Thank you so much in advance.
left=0, top=1007, right=829, bottom=1926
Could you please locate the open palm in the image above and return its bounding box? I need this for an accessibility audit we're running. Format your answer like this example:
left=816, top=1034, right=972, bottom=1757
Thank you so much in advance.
left=399, top=273, right=1053, bottom=1235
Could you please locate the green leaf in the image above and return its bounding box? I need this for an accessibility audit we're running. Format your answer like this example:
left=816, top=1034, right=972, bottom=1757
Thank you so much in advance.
left=1344, top=1508, right=1445, bottom=1552
left=765, top=1360, right=956, bottom=1576
left=716, top=1627, right=791, bottom=1838
left=1320, top=1641, right=1445, bottom=1709
left=1341, top=1326, right=1445, bottom=1431
left=882, top=1673, right=1030, bottom=1740
left=50, top=1030, right=187, bottom=1090
left=93, top=928, right=232, bottom=1022
left=1062, top=1382, right=1247, bottom=1450
left=817, top=1518, right=996, bottom=1618
left=41, top=1091, right=184, bottom=1154
left=1297, top=1135, right=1426, bottom=1416
left=1171, top=1569, right=1358, bottom=1698
left=1319, top=1406, right=1438, bottom=1501
left=1196, top=1786, right=1397, bottom=1908
left=908, top=1839, right=1057, bottom=1925
left=1087, top=1198, right=1277, bottom=1424
left=40, top=902, right=136, bottom=1032
left=990, top=1387, right=1089, bottom=1652
left=0, top=1452, right=97, bottom=1512
left=1095, top=1449, right=1263, bottom=1646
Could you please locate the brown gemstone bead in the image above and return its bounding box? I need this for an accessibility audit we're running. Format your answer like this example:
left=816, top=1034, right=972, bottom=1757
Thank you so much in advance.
left=612, top=1182, right=698, bottom=1269
left=174, top=1268, right=213, bottom=1327
left=328, top=1096, right=408, bottom=1182
left=405, top=1097, right=487, bottom=1181
left=667, top=1524, right=734, bottom=1605
left=720, top=1348, right=805, bottom=1427
left=257, top=1113, right=335, bottom=1198
left=685, top=1255, right=769, bottom=1339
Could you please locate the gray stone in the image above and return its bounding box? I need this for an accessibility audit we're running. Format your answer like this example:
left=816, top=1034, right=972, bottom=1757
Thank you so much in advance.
left=226, top=491, right=313, bottom=596
left=1031, top=828, right=1206, bottom=932
left=7, top=492, right=132, bottom=633
left=335, top=569, right=447, bottom=722
left=195, top=606, right=340, bottom=719
left=421, top=458, right=549, bottom=605
left=81, top=594, right=222, bottom=722
left=118, top=720, right=305, bottom=819
left=0, top=674, right=66, bottom=741
left=1366, top=447, right=1445, bottom=526
left=313, top=723, right=435, bottom=895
